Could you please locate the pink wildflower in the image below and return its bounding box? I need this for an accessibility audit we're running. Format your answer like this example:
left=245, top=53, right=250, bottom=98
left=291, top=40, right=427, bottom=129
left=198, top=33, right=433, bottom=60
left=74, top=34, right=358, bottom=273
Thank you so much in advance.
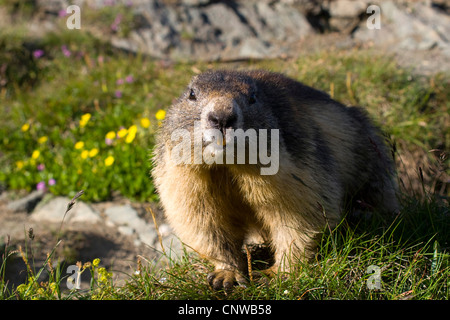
left=33, top=49, right=44, bottom=59
left=61, top=45, right=71, bottom=57
left=36, top=181, right=46, bottom=191
left=125, top=75, right=134, bottom=83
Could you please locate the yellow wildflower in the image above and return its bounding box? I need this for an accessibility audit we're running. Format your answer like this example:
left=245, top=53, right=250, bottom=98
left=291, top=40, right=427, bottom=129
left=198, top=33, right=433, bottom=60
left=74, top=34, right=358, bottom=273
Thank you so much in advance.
left=16, top=161, right=25, bottom=170
left=38, top=136, right=48, bottom=144
left=125, top=125, right=137, bottom=144
left=31, top=150, right=40, bottom=159
left=129, top=125, right=138, bottom=133
left=21, top=123, right=30, bottom=132
left=104, top=156, right=115, bottom=167
left=74, top=141, right=84, bottom=150
left=97, top=267, right=112, bottom=285
left=140, top=117, right=150, bottom=128
left=89, top=148, right=99, bottom=157
left=16, top=283, right=27, bottom=295
left=81, top=150, right=89, bottom=159
left=93, top=258, right=101, bottom=267
left=49, top=282, right=58, bottom=293
left=80, top=113, right=91, bottom=128
left=155, top=109, right=166, bottom=121
left=105, top=131, right=116, bottom=140
left=117, top=128, right=127, bottom=138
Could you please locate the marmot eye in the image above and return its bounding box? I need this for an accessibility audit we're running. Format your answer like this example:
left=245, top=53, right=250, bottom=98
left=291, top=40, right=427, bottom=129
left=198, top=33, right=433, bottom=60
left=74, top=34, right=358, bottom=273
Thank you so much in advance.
left=188, top=89, right=196, bottom=101
left=248, top=93, right=256, bottom=105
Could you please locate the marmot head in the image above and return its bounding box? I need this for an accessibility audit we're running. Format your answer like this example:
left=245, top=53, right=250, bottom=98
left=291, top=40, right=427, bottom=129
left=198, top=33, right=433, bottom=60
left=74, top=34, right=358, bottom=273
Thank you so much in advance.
left=160, top=70, right=281, bottom=173
left=185, top=70, right=263, bottom=145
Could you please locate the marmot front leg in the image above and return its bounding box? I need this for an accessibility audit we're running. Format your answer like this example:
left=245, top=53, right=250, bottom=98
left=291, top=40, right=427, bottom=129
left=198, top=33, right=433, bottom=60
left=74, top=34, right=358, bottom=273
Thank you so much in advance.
left=261, top=209, right=324, bottom=273
left=269, top=228, right=320, bottom=273
left=204, top=232, right=248, bottom=291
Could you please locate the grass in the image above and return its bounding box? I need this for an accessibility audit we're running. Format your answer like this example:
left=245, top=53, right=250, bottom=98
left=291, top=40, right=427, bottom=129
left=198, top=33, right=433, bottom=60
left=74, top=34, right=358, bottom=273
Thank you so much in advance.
left=119, top=194, right=449, bottom=300
left=2, top=192, right=448, bottom=300
left=0, top=5, right=449, bottom=300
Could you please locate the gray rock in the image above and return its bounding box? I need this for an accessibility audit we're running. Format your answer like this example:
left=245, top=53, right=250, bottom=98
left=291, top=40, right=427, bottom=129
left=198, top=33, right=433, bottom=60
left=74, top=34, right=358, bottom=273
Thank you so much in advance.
left=30, top=196, right=100, bottom=223
left=12, top=0, right=450, bottom=73
left=117, top=225, right=135, bottom=236
left=6, top=190, right=45, bottom=213
left=69, top=202, right=101, bottom=223
left=104, top=204, right=159, bottom=246
left=158, top=223, right=173, bottom=238
left=350, top=1, right=450, bottom=74
left=157, top=234, right=184, bottom=258
left=30, top=196, right=66, bottom=223
left=104, top=204, right=139, bottom=225
left=328, top=0, right=368, bottom=18
left=111, top=0, right=315, bottom=61
left=140, top=222, right=184, bottom=262
left=137, top=225, right=158, bottom=246
left=354, top=1, right=449, bottom=52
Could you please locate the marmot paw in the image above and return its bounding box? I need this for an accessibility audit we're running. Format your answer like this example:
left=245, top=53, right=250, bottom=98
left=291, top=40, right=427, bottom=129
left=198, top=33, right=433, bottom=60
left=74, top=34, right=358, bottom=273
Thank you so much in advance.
left=207, top=269, right=247, bottom=292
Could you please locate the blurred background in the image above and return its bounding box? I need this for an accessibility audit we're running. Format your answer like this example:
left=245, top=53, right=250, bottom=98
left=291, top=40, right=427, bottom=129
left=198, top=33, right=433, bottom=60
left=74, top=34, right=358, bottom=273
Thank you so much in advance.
left=0, top=0, right=448, bottom=295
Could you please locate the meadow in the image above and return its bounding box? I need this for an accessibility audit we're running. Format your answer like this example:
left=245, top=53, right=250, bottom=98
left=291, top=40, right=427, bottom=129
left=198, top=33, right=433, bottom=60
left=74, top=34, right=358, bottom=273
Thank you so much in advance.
left=0, top=20, right=449, bottom=299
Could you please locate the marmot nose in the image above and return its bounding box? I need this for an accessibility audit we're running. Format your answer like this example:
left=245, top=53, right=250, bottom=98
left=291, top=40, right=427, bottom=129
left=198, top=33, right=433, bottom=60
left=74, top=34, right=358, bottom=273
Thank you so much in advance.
left=207, top=111, right=237, bottom=132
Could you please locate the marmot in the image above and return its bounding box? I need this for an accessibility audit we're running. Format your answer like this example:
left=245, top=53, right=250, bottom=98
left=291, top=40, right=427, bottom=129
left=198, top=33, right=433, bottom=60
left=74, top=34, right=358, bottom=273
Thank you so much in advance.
left=152, top=69, right=398, bottom=290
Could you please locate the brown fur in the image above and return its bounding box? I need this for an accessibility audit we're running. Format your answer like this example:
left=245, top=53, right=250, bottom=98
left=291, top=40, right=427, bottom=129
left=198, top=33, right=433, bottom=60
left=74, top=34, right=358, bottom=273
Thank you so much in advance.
left=152, top=69, right=399, bottom=290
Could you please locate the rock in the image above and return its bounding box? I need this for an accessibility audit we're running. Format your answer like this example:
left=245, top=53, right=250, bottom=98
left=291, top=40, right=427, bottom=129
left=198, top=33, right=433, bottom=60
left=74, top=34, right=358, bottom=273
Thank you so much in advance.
left=30, top=196, right=100, bottom=223
left=6, top=190, right=45, bottom=213
left=350, top=1, right=450, bottom=74
left=354, top=1, right=450, bottom=51
left=5, top=0, right=450, bottom=74
left=137, top=225, right=158, bottom=246
left=104, top=204, right=139, bottom=225
left=110, top=0, right=315, bottom=61
left=158, top=223, right=173, bottom=238
left=117, top=225, right=135, bottom=236
left=326, top=0, right=368, bottom=32
left=157, top=234, right=184, bottom=259
left=328, top=0, right=368, bottom=18
left=104, top=204, right=158, bottom=246
left=102, top=204, right=182, bottom=257
left=155, top=224, right=184, bottom=257
left=69, top=202, right=101, bottom=223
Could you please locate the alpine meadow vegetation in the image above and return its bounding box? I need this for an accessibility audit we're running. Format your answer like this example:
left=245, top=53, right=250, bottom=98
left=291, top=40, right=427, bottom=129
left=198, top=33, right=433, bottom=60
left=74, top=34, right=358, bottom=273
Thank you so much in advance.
left=0, top=3, right=448, bottom=300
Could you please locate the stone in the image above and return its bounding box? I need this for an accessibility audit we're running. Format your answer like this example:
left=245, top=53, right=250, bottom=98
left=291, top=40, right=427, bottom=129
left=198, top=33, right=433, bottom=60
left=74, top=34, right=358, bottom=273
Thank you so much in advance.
left=158, top=223, right=173, bottom=238
left=30, top=197, right=73, bottom=222
left=328, top=0, right=368, bottom=18
left=9, top=0, right=450, bottom=73
left=157, top=234, right=184, bottom=258
left=138, top=225, right=158, bottom=246
left=30, top=196, right=100, bottom=223
left=6, top=190, right=45, bottom=213
left=69, top=201, right=101, bottom=223
left=104, top=204, right=139, bottom=225
left=117, top=225, right=135, bottom=236
left=110, top=0, right=316, bottom=61
left=354, top=1, right=449, bottom=51
left=103, top=204, right=159, bottom=247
